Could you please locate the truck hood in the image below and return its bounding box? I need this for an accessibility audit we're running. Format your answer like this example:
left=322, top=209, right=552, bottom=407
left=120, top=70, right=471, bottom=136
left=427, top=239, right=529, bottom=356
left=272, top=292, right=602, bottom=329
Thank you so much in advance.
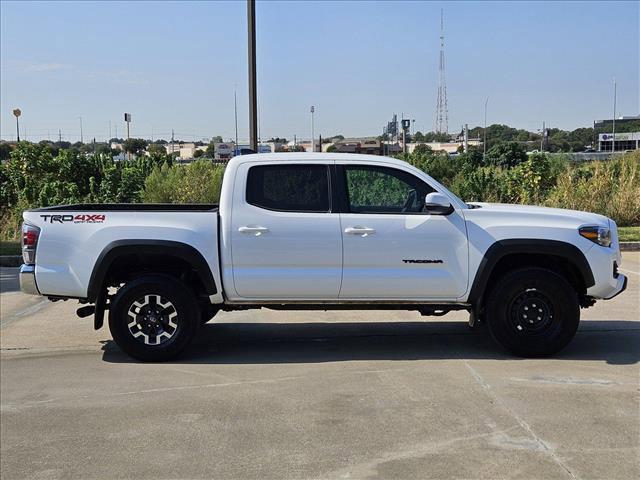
left=468, top=203, right=610, bottom=228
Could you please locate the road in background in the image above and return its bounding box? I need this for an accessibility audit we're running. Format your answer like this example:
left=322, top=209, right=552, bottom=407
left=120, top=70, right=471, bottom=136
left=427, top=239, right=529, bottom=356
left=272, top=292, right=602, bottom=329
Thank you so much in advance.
left=1, top=254, right=638, bottom=479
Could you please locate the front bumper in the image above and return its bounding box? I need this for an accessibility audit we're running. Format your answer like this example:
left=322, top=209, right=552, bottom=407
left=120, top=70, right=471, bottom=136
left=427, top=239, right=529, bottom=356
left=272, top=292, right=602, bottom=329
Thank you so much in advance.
left=603, top=274, right=627, bottom=300
left=19, top=264, right=41, bottom=296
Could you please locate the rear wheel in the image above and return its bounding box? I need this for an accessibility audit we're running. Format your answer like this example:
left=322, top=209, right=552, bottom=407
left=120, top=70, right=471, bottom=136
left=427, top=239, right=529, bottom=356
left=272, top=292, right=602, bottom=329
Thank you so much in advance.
left=108, top=275, right=200, bottom=361
left=485, top=268, right=579, bottom=357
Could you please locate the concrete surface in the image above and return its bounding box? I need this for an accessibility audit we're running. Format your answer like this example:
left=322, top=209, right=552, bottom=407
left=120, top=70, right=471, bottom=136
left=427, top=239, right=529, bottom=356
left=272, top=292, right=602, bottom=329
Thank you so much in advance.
left=0, top=255, right=639, bottom=479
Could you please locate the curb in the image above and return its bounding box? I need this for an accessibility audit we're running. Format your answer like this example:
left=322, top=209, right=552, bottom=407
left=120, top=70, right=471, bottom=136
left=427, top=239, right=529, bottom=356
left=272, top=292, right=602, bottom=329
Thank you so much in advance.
left=620, top=242, right=640, bottom=252
left=0, top=256, right=22, bottom=267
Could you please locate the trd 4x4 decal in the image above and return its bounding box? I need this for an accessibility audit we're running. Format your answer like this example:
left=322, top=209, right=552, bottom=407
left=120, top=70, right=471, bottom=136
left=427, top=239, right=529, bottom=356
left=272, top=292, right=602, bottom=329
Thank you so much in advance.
left=40, top=214, right=106, bottom=224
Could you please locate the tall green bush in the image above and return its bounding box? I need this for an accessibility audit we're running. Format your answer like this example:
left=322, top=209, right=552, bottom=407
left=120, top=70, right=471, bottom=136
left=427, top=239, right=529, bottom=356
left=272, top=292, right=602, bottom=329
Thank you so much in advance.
left=142, top=160, right=225, bottom=204
left=545, top=152, right=640, bottom=226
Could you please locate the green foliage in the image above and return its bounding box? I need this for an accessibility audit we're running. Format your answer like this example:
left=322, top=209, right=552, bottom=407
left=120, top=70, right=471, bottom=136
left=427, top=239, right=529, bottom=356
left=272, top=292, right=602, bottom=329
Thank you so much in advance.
left=412, top=131, right=451, bottom=143
left=545, top=151, right=640, bottom=226
left=486, top=141, right=527, bottom=168
left=0, top=142, right=150, bottom=238
left=123, top=138, right=148, bottom=155
left=142, top=160, right=225, bottom=204
left=405, top=147, right=459, bottom=186
left=147, top=143, right=167, bottom=157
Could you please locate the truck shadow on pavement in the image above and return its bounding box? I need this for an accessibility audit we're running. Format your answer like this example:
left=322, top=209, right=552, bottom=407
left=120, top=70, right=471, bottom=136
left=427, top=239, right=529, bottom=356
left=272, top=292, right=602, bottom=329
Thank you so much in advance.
left=101, top=320, right=640, bottom=366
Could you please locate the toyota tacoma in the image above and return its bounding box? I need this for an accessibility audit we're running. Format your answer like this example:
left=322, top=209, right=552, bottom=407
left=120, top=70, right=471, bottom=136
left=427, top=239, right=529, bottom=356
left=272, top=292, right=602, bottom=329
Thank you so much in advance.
left=19, top=153, right=627, bottom=361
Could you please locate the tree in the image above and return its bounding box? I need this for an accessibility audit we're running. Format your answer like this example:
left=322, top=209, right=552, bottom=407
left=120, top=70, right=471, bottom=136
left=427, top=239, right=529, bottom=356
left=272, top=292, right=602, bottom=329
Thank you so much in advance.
left=123, top=138, right=148, bottom=156
left=326, top=144, right=337, bottom=153
left=486, top=141, right=527, bottom=168
left=147, top=143, right=168, bottom=156
left=205, top=141, right=217, bottom=158
left=210, top=135, right=223, bottom=144
left=412, top=144, right=433, bottom=156
left=456, top=146, right=485, bottom=169
left=193, top=149, right=204, bottom=158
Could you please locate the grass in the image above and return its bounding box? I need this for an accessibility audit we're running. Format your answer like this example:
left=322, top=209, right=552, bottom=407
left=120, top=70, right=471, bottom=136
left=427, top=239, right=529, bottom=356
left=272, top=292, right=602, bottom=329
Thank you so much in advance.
left=618, top=226, right=640, bottom=242
left=0, top=241, right=21, bottom=256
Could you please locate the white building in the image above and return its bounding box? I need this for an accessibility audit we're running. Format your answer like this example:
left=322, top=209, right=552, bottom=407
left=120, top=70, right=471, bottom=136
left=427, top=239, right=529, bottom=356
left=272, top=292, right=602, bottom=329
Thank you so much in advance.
left=598, top=132, right=640, bottom=152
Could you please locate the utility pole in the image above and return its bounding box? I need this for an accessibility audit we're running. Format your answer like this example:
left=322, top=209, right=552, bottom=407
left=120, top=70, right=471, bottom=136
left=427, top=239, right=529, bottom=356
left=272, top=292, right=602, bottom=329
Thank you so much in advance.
left=171, top=129, right=175, bottom=156
left=464, top=124, right=469, bottom=153
left=109, top=120, right=112, bottom=141
left=310, top=105, right=315, bottom=152
left=483, top=97, right=489, bottom=160
left=79, top=116, right=83, bottom=143
left=124, top=113, right=131, bottom=160
left=58, top=129, right=62, bottom=142
left=540, top=121, right=545, bottom=152
left=612, top=77, right=617, bottom=152
left=247, top=0, right=258, bottom=152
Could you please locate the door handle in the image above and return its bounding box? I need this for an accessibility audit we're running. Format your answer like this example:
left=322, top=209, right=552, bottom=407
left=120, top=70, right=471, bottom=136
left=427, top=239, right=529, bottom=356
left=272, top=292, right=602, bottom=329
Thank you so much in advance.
left=238, top=226, right=269, bottom=236
left=344, top=226, right=376, bottom=236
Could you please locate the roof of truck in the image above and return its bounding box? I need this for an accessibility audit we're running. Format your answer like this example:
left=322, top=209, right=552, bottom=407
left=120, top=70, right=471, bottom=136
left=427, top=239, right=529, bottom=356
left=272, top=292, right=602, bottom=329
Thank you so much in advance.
left=228, top=152, right=410, bottom=167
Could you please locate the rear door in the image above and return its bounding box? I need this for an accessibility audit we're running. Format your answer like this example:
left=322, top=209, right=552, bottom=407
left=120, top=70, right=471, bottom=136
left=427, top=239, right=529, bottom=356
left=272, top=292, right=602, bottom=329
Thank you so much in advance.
left=230, top=161, right=342, bottom=299
left=337, top=163, right=468, bottom=300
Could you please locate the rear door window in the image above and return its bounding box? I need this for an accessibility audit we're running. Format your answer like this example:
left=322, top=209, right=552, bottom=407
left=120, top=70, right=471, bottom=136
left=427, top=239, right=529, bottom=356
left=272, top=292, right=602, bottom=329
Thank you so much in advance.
left=246, top=164, right=331, bottom=212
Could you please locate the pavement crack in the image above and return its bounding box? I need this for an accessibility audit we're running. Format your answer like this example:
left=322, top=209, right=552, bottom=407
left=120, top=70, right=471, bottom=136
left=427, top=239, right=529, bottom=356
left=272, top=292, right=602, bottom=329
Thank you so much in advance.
left=463, top=360, right=578, bottom=480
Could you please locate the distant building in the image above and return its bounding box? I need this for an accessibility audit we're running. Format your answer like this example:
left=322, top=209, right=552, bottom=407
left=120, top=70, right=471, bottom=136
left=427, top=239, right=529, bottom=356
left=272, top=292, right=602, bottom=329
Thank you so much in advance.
left=407, top=139, right=482, bottom=154
left=333, top=137, right=383, bottom=155
left=597, top=132, right=640, bottom=152
left=288, top=140, right=321, bottom=152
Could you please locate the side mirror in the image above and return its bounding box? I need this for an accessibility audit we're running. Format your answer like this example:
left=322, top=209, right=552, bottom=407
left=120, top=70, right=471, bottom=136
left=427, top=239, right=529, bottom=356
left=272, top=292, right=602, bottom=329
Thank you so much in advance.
left=424, top=192, right=453, bottom=215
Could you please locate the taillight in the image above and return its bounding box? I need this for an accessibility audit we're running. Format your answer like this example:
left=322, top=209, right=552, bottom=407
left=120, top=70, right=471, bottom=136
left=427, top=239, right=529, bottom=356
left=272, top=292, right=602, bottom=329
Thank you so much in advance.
left=21, top=223, right=40, bottom=264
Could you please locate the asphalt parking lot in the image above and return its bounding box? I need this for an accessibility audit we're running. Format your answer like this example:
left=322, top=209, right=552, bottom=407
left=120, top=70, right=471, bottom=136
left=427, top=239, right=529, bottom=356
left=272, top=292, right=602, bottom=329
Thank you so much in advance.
left=1, top=254, right=639, bottom=480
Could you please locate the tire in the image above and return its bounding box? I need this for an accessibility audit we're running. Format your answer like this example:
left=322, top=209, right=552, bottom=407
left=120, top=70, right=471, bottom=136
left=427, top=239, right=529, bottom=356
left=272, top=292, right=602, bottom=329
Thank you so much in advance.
left=485, top=267, right=580, bottom=357
left=108, top=275, right=200, bottom=362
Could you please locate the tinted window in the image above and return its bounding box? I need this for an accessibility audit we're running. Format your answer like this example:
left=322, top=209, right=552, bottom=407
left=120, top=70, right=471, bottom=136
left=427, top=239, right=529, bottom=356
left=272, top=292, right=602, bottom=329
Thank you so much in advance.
left=345, top=166, right=434, bottom=214
left=247, top=164, right=330, bottom=212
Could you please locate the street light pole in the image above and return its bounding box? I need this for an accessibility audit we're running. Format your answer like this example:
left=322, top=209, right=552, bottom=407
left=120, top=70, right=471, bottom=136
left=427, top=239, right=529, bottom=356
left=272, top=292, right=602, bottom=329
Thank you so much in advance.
left=234, top=90, right=239, bottom=155
left=13, top=108, right=21, bottom=142
left=483, top=97, right=489, bottom=159
left=247, top=0, right=258, bottom=152
left=310, top=105, right=315, bottom=152
left=79, top=116, right=83, bottom=143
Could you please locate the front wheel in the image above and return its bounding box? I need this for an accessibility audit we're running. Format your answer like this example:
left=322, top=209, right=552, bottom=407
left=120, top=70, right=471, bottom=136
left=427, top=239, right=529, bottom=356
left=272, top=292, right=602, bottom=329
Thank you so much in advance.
left=485, top=268, right=580, bottom=357
left=108, top=275, right=200, bottom=361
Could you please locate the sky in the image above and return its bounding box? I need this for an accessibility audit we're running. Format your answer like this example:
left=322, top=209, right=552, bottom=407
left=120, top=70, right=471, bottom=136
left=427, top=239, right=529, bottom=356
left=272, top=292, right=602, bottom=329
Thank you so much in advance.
left=1, top=0, right=638, bottom=143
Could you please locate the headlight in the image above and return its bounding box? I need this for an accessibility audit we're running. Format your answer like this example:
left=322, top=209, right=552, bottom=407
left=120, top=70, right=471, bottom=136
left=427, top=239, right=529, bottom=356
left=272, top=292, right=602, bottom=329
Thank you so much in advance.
left=579, top=226, right=611, bottom=247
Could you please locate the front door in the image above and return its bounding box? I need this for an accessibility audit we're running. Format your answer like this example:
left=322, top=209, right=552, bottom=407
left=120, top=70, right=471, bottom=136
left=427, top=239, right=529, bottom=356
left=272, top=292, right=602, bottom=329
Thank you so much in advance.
left=231, top=162, right=342, bottom=299
left=338, top=164, right=468, bottom=300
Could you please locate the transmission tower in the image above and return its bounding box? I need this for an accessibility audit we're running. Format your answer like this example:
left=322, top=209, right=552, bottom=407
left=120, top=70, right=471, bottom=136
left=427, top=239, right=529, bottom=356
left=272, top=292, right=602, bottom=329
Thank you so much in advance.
left=435, top=8, right=448, bottom=134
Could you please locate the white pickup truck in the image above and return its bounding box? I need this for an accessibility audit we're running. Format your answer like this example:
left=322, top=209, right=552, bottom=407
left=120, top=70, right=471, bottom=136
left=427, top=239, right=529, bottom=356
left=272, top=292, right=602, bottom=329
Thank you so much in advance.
left=20, top=153, right=627, bottom=361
